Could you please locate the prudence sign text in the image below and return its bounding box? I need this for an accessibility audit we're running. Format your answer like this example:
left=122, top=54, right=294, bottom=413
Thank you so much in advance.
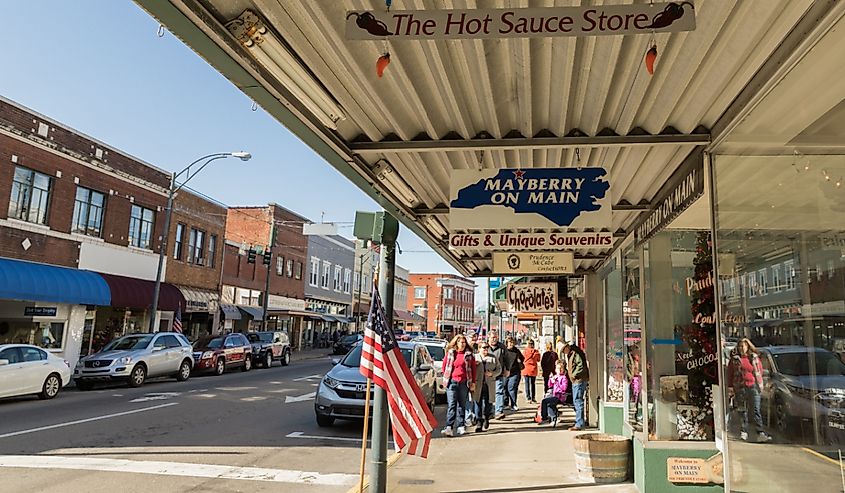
left=346, top=3, right=695, bottom=40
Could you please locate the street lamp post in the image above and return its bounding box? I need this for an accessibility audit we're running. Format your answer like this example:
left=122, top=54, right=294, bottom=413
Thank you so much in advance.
left=148, top=151, right=251, bottom=332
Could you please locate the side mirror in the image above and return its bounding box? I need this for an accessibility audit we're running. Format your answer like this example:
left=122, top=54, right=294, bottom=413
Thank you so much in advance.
left=0, top=359, right=9, bottom=366
left=330, top=357, right=341, bottom=366
left=153, top=345, right=165, bottom=352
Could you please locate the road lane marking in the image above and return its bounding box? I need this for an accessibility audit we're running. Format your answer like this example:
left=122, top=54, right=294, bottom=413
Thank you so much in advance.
left=129, top=392, right=181, bottom=403
left=194, top=394, right=217, bottom=398
left=802, top=447, right=844, bottom=467
left=284, top=392, right=316, bottom=403
left=0, top=455, right=357, bottom=486
left=0, top=403, right=179, bottom=439
left=287, top=432, right=394, bottom=445
left=266, top=389, right=295, bottom=393
left=241, top=396, right=267, bottom=402
left=214, top=386, right=258, bottom=391
left=293, top=374, right=322, bottom=381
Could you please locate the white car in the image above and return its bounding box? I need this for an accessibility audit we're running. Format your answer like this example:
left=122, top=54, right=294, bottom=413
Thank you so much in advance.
left=415, top=338, right=447, bottom=399
left=0, top=344, right=72, bottom=400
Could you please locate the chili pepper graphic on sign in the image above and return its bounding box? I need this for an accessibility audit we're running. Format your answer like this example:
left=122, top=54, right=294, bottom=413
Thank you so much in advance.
left=645, top=44, right=657, bottom=75
left=377, top=53, right=391, bottom=78
left=649, top=2, right=694, bottom=29
left=346, top=12, right=393, bottom=37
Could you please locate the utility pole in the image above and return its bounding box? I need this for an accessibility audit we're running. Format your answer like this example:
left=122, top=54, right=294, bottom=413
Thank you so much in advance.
left=260, top=220, right=276, bottom=331
left=355, top=250, right=366, bottom=332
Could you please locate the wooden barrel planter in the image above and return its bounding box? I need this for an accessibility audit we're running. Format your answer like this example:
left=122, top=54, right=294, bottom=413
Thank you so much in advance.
left=572, top=433, right=632, bottom=484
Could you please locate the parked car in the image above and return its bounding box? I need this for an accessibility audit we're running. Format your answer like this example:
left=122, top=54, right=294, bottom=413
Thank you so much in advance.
left=0, top=344, right=72, bottom=400
left=74, top=333, right=194, bottom=389
left=758, top=346, right=845, bottom=443
left=332, top=333, right=363, bottom=355
left=414, top=337, right=447, bottom=400
left=246, top=331, right=291, bottom=368
left=193, top=333, right=253, bottom=375
left=315, top=340, right=437, bottom=427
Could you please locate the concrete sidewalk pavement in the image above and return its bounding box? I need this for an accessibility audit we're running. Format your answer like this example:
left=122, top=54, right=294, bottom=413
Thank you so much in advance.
left=380, top=384, right=639, bottom=493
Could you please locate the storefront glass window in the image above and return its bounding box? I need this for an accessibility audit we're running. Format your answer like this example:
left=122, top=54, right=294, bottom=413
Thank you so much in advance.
left=714, top=154, right=845, bottom=489
left=643, top=227, right=717, bottom=441
left=0, top=320, right=64, bottom=349
left=623, top=245, right=643, bottom=431
left=604, top=260, right=624, bottom=403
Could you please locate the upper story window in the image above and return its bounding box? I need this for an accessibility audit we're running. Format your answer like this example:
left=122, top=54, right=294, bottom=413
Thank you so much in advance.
left=128, top=204, right=155, bottom=249
left=333, top=265, right=342, bottom=292
left=9, top=166, right=51, bottom=225
left=784, top=259, right=796, bottom=290
left=295, top=261, right=302, bottom=280
left=414, top=286, right=426, bottom=298
left=187, top=228, right=205, bottom=265
left=344, top=268, right=351, bottom=294
left=174, top=223, right=185, bottom=259
left=321, top=261, right=331, bottom=289
left=286, top=258, right=293, bottom=278
left=276, top=256, right=284, bottom=276
left=71, top=186, right=105, bottom=237
left=207, top=234, right=217, bottom=268
left=443, top=287, right=454, bottom=299
left=309, top=257, right=319, bottom=287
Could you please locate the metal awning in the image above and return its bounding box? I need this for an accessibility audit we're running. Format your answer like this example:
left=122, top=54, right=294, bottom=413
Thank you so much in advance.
left=0, top=257, right=110, bottom=306
left=135, top=0, right=825, bottom=276
left=177, top=286, right=219, bottom=313
left=219, top=303, right=242, bottom=320
left=98, top=273, right=184, bottom=311
left=238, top=305, right=266, bottom=320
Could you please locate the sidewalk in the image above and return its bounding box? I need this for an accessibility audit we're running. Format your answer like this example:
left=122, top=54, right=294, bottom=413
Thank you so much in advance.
left=380, top=385, right=638, bottom=493
left=291, top=346, right=334, bottom=363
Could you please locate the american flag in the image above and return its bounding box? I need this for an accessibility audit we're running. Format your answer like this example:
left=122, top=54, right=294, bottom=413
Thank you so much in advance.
left=360, top=285, right=437, bottom=458
left=173, top=305, right=183, bottom=334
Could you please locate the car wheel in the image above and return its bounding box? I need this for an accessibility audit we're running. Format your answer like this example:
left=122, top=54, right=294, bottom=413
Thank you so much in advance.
left=128, top=364, right=147, bottom=388
left=215, top=358, right=226, bottom=376
left=264, top=352, right=273, bottom=369
left=316, top=413, right=335, bottom=427
left=176, top=360, right=192, bottom=382
left=39, top=374, right=61, bottom=400
left=774, top=397, right=790, bottom=435
left=281, top=349, right=291, bottom=367
left=242, top=356, right=252, bottom=372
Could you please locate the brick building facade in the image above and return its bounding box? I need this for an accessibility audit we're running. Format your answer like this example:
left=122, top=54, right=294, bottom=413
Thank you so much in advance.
left=407, top=274, right=476, bottom=338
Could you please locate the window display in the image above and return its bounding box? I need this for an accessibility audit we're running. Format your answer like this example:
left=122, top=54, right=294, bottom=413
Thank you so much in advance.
left=623, top=245, right=643, bottom=431
left=604, top=261, right=624, bottom=403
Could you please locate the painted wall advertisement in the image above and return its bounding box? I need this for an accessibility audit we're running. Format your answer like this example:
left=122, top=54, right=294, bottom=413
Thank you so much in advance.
left=449, top=168, right=611, bottom=230
left=346, top=3, right=696, bottom=40
left=506, top=282, right=558, bottom=314
left=493, top=252, right=574, bottom=275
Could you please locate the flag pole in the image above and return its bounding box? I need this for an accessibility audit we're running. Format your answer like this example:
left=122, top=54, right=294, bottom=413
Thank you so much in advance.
left=358, top=376, right=372, bottom=493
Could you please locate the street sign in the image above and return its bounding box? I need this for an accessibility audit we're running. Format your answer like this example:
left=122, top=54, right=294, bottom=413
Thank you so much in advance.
left=492, top=251, right=574, bottom=275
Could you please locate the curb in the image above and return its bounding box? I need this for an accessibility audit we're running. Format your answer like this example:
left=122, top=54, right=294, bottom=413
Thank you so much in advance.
left=345, top=452, right=402, bottom=493
left=291, top=352, right=332, bottom=363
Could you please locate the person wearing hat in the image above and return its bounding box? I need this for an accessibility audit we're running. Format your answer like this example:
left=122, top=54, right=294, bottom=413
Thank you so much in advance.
left=562, top=342, right=589, bottom=431
left=471, top=341, right=502, bottom=432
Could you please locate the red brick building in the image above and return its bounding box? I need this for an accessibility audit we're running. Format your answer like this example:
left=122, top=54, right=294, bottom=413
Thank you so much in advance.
left=221, top=204, right=308, bottom=345
left=407, top=274, right=476, bottom=338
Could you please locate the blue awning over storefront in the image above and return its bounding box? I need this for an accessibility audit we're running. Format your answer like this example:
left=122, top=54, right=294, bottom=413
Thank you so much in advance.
left=0, top=257, right=110, bottom=306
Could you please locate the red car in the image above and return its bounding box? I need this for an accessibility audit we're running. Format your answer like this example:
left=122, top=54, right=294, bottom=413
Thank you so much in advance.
left=192, top=333, right=253, bottom=375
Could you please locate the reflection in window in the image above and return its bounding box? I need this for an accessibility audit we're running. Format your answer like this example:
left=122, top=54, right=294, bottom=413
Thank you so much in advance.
left=129, top=204, right=155, bottom=249
left=72, top=186, right=105, bottom=237
left=623, top=246, right=643, bottom=432
left=9, top=166, right=51, bottom=225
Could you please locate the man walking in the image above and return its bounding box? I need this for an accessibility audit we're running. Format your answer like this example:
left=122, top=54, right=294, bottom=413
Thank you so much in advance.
left=562, top=342, right=589, bottom=431
left=486, top=331, right=508, bottom=419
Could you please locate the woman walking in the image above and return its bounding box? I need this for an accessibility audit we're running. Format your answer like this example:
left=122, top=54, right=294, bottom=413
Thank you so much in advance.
left=541, top=341, right=558, bottom=393
left=537, top=360, right=570, bottom=427
left=472, top=341, right=502, bottom=432
left=441, top=334, right=476, bottom=436
left=502, top=336, right=525, bottom=411
left=521, top=339, right=541, bottom=403
left=727, top=338, right=772, bottom=443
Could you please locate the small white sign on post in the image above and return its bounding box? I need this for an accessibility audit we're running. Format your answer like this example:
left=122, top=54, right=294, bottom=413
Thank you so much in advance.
left=493, top=252, right=574, bottom=275
left=506, top=282, right=558, bottom=314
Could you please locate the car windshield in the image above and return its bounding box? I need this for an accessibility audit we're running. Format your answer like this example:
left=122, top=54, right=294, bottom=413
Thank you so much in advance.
left=425, top=346, right=445, bottom=361
left=772, top=350, right=845, bottom=376
left=103, top=335, right=153, bottom=351
left=340, top=345, right=413, bottom=367
left=341, top=334, right=360, bottom=344
left=196, top=337, right=224, bottom=349
left=246, top=333, right=273, bottom=343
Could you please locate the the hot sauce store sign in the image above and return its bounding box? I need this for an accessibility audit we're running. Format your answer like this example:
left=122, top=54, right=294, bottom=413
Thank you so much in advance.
left=507, top=283, right=558, bottom=314
left=346, top=3, right=695, bottom=40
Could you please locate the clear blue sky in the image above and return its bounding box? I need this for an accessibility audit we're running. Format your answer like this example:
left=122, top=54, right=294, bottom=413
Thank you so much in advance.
left=0, top=1, right=490, bottom=309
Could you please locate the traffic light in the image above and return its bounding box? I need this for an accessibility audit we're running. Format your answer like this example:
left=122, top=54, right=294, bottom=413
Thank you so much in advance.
left=247, top=248, right=256, bottom=264
left=263, top=250, right=272, bottom=266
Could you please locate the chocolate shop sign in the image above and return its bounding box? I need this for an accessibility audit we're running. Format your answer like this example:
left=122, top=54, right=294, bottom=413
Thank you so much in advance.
left=506, top=282, right=558, bottom=314
left=346, top=3, right=695, bottom=40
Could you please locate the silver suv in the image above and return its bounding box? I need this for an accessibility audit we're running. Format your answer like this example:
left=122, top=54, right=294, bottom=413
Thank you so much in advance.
left=315, top=340, right=437, bottom=427
left=74, top=333, right=194, bottom=389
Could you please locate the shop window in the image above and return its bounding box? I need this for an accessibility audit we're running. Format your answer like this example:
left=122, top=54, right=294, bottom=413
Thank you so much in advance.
left=622, top=245, right=643, bottom=432
left=128, top=204, right=155, bottom=249
left=0, top=320, right=64, bottom=349
left=71, top=186, right=105, bottom=237
left=9, top=166, right=51, bottom=225
left=174, top=223, right=185, bottom=260
left=603, top=262, right=624, bottom=404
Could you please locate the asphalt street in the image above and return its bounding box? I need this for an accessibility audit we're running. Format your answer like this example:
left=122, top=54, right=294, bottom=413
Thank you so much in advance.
left=0, top=355, right=393, bottom=493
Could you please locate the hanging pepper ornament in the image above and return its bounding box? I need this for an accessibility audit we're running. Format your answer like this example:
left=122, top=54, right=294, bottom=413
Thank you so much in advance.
left=377, top=52, right=391, bottom=78
left=645, top=44, right=658, bottom=75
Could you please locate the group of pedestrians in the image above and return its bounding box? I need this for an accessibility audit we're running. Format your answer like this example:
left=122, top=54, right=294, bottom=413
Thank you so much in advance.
left=440, top=331, right=590, bottom=436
